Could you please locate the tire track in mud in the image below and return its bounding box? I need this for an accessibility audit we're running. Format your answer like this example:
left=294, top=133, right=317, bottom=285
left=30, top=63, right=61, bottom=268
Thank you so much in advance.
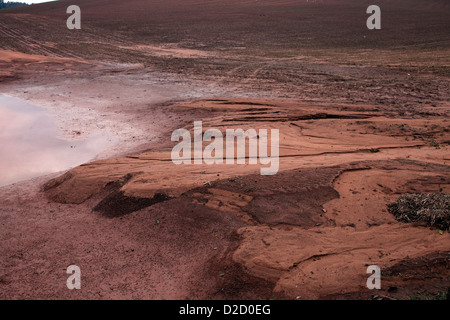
left=30, top=14, right=137, bottom=60
left=23, top=13, right=132, bottom=45
left=0, top=20, right=68, bottom=57
left=1, top=14, right=82, bottom=58
left=0, top=14, right=133, bottom=60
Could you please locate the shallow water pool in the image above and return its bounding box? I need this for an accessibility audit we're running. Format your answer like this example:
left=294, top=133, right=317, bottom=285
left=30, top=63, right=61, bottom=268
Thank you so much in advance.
left=0, top=94, right=116, bottom=187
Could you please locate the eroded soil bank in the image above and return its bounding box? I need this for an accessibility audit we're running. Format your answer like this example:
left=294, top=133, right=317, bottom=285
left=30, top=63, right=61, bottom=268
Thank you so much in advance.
left=1, top=96, right=449, bottom=299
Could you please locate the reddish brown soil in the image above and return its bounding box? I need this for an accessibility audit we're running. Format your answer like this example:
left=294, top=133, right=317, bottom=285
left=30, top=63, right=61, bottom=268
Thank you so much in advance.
left=1, top=0, right=449, bottom=113
left=0, top=0, right=449, bottom=300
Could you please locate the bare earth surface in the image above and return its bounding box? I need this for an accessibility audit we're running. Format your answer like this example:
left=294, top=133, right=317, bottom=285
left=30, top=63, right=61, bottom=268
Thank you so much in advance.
left=0, top=0, right=449, bottom=299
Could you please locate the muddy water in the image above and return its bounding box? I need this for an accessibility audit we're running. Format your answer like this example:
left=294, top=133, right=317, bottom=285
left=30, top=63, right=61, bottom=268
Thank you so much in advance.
left=0, top=95, right=116, bottom=187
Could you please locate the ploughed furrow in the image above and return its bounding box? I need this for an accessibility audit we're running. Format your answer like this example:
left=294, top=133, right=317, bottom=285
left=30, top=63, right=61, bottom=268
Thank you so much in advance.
left=1, top=14, right=136, bottom=61
left=0, top=15, right=87, bottom=59
left=11, top=14, right=132, bottom=55
left=0, top=20, right=64, bottom=57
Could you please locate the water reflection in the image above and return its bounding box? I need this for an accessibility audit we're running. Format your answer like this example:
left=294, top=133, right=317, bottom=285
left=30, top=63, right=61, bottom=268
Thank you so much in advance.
left=0, top=95, right=116, bottom=187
